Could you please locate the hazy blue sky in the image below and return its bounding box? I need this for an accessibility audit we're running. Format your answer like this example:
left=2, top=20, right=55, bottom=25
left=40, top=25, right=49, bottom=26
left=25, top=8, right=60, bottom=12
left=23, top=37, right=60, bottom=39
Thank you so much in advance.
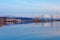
left=0, top=0, right=60, bottom=17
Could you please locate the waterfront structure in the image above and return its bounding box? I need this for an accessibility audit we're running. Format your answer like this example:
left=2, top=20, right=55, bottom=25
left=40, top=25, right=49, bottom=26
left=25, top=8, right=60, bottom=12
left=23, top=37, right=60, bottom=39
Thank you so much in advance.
left=0, top=17, right=21, bottom=24
left=0, top=15, right=60, bottom=25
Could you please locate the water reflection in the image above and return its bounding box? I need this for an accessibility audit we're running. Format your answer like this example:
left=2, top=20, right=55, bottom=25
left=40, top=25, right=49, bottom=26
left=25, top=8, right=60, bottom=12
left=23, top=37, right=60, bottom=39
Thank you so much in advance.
left=0, top=21, right=60, bottom=34
left=0, top=23, right=4, bottom=27
left=0, top=21, right=60, bottom=27
left=42, top=22, right=53, bottom=27
left=0, top=22, right=31, bottom=27
left=0, top=21, right=60, bottom=40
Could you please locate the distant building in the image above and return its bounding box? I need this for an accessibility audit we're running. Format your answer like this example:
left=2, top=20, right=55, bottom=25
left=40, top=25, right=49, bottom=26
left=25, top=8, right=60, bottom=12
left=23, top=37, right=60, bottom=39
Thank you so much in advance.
left=0, top=17, right=6, bottom=24
left=6, top=18, right=21, bottom=24
left=0, top=17, right=6, bottom=22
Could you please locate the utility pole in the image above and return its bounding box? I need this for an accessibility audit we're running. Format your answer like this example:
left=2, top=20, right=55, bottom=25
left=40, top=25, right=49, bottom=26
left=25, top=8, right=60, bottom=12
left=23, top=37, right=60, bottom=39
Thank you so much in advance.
left=51, top=14, right=53, bottom=21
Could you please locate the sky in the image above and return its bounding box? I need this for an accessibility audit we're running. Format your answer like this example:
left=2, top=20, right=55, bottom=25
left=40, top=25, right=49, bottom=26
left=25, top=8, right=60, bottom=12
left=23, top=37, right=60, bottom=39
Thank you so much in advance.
left=0, top=0, right=60, bottom=17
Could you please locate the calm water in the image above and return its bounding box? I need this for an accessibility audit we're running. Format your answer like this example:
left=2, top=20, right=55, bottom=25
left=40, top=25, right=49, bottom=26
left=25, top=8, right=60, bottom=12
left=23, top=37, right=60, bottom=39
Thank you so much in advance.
left=0, top=21, right=60, bottom=40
